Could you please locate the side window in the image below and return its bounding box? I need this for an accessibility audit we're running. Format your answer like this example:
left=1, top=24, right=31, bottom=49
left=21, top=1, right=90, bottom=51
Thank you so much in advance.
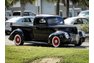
left=17, top=18, right=23, bottom=23
left=13, top=12, right=21, bottom=16
left=39, top=19, right=46, bottom=24
left=34, top=18, right=47, bottom=26
left=23, top=12, right=29, bottom=16
left=30, top=18, right=34, bottom=23
left=28, top=18, right=32, bottom=22
left=22, top=18, right=31, bottom=22
left=82, top=18, right=88, bottom=24
left=74, top=19, right=83, bottom=24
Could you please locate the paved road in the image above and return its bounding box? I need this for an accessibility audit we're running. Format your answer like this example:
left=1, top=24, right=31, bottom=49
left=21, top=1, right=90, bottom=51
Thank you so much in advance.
left=5, top=35, right=89, bottom=48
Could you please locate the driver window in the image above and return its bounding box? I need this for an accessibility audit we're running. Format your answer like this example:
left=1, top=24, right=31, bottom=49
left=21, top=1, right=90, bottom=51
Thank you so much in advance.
left=82, top=18, right=88, bottom=24
left=34, top=18, right=47, bottom=26
left=74, top=19, right=83, bottom=24
left=39, top=19, right=46, bottom=24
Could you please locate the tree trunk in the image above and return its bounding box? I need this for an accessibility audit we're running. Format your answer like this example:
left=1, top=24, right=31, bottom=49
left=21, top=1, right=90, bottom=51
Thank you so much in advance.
left=20, top=0, right=25, bottom=16
left=66, top=0, right=69, bottom=17
left=20, top=3, right=25, bottom=16
left=56, top=0, right=60, bottom=15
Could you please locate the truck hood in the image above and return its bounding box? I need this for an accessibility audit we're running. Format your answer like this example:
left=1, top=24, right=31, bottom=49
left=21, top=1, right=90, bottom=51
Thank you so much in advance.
left=49, top=25, right=77, bottom=28
left=49, top=25, right=78, bottom=34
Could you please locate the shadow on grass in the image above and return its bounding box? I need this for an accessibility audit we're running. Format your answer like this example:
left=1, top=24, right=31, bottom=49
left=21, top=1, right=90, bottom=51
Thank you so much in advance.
left=23, top=41, right=89, bottom=49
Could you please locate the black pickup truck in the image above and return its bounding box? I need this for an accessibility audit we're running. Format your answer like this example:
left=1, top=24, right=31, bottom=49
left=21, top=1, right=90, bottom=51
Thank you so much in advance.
left=9, top=15, right=86, bottom=47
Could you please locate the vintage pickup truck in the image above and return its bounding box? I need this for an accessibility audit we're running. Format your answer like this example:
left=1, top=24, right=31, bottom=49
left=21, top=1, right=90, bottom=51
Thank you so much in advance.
left=9, top=15, right=86, bottom=47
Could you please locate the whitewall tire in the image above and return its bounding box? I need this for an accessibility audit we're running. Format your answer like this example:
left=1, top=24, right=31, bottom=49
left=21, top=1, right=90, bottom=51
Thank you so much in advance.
left=14, top=34, right=24, bottom=46
left=52, top=36, right=60, bottom=47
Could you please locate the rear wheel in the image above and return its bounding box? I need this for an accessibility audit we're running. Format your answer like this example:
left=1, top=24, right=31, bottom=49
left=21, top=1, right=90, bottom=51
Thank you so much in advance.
left=51, top=36, right=61, bottom=47
left=5, top=31, right=11, bottom=35
left=14, top=34, right=24, bottom=46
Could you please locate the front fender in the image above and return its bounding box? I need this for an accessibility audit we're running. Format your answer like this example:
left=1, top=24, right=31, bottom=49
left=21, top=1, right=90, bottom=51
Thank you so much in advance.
left=78, top=30, right=86, bottom=38
left=48, top=31, right=68, bottom=43
left=8, top=28, right=24, bottom=41
left=78, top=30, right=86, bottom=42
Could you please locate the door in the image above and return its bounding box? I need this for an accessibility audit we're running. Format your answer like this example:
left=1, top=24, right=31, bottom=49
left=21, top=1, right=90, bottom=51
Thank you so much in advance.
left=15, top=18, right=33, bottom=26
left=33, top=18, right=54, bottom=41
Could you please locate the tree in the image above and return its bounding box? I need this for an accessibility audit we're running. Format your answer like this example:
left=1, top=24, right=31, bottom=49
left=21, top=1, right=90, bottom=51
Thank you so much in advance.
left=56, top=0, right=60, bottom=15
left=5, top=0, right=19, bottom=9
left=47, top=0, right=89, bottom=17
left=19, top=0, right=35, bottom=16
left=70, top=0, right=89, bottom=16
left=5, top=0, right=35, bottom=16
left=66, top=0, right=69, bottom=17
left=70, top=0, right=79, bottom=17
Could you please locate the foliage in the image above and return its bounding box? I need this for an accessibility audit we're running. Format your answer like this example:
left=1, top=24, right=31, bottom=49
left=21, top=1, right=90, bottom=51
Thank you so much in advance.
left=6, top=45, right=89, bottom=63
left=81, top=23, right=89, bottom=33
left=5, top=0, right=35, bottom=8
left=78, top=0, right=89, bottom=7
left=5, top=0, right=18, bottom=8
left=5, top=0, right=35, bottom=16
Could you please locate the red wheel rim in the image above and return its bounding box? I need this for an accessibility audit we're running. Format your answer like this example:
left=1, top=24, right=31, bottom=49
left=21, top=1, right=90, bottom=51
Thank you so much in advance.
left=15, top=35, right=21, bottom=43
left=52, top=36, right=60, bottom=47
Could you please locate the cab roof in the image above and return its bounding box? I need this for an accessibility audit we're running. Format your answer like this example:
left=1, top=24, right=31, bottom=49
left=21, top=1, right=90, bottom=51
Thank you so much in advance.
left=36, top=14, right=60, bottom=17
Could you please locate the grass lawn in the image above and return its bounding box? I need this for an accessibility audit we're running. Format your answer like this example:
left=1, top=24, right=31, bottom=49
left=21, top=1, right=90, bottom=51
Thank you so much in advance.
left=5, top=45, right=89, bottom=63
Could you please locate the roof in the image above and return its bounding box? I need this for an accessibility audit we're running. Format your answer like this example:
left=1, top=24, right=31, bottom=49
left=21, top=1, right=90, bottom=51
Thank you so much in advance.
left=36, top=14, right=60, bottom=17
left=6, top=16, right=35, bottom=23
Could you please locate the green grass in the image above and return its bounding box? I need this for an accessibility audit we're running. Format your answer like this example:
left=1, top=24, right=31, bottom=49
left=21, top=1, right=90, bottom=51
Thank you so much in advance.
left=5, top=45, right=89, bottom=63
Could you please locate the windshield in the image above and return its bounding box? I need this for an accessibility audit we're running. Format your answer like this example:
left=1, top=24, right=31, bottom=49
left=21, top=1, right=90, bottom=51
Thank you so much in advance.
left=46, top=17, right=64, bottom=26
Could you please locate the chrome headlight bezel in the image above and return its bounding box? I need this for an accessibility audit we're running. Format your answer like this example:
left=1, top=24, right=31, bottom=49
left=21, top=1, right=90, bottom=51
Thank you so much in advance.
left=82, top=31, right=86, bottom=37
left=64, top=32, right=69, bottom=39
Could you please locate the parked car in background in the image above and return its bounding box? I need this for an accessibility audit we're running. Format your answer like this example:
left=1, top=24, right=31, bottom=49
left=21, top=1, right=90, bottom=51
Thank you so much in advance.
left=5, top=16, right=35, bottom=35
left=5, top=10, right=12, bottom=20
left=64, top=16, right=89, bottom=33
left=5, top=10, right=36, bottom=20
left=64, top=16, right=88, bottom=25
left=13, top=10, right=36, bottom=16
left=78, top=10, right=89, bottom=18
left=8, top=15, right=86, bottom=47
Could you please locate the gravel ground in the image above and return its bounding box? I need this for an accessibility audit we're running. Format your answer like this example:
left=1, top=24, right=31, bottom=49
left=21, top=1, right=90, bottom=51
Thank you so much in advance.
left=5, top=35, right=89, bottom=48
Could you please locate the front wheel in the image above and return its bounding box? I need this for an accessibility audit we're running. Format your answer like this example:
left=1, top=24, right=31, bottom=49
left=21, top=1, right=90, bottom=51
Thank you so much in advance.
left=51, top=36, right=61, bottom=47
left=14, top=34, right=24, bottom=46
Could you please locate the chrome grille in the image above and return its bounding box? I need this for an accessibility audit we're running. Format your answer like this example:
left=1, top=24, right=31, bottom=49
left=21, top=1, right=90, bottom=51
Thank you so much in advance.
left=70, top=34, right=77, bottom=41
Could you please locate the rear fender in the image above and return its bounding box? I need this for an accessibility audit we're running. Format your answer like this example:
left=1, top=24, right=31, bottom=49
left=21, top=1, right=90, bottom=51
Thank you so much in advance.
left=8, top=28, right=24, bottom=41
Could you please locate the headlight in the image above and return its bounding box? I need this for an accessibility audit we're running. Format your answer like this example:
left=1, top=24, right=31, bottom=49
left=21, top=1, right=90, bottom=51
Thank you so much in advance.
left=79, top=31, right=86, bottom=37
left=64, top=32, right=69, bottom=39
left=82, top=31, right=86, bottom=37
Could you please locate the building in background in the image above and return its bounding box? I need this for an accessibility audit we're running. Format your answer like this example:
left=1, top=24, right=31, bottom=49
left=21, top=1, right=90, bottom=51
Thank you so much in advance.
left=6, top=0, right=88, bottom=19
